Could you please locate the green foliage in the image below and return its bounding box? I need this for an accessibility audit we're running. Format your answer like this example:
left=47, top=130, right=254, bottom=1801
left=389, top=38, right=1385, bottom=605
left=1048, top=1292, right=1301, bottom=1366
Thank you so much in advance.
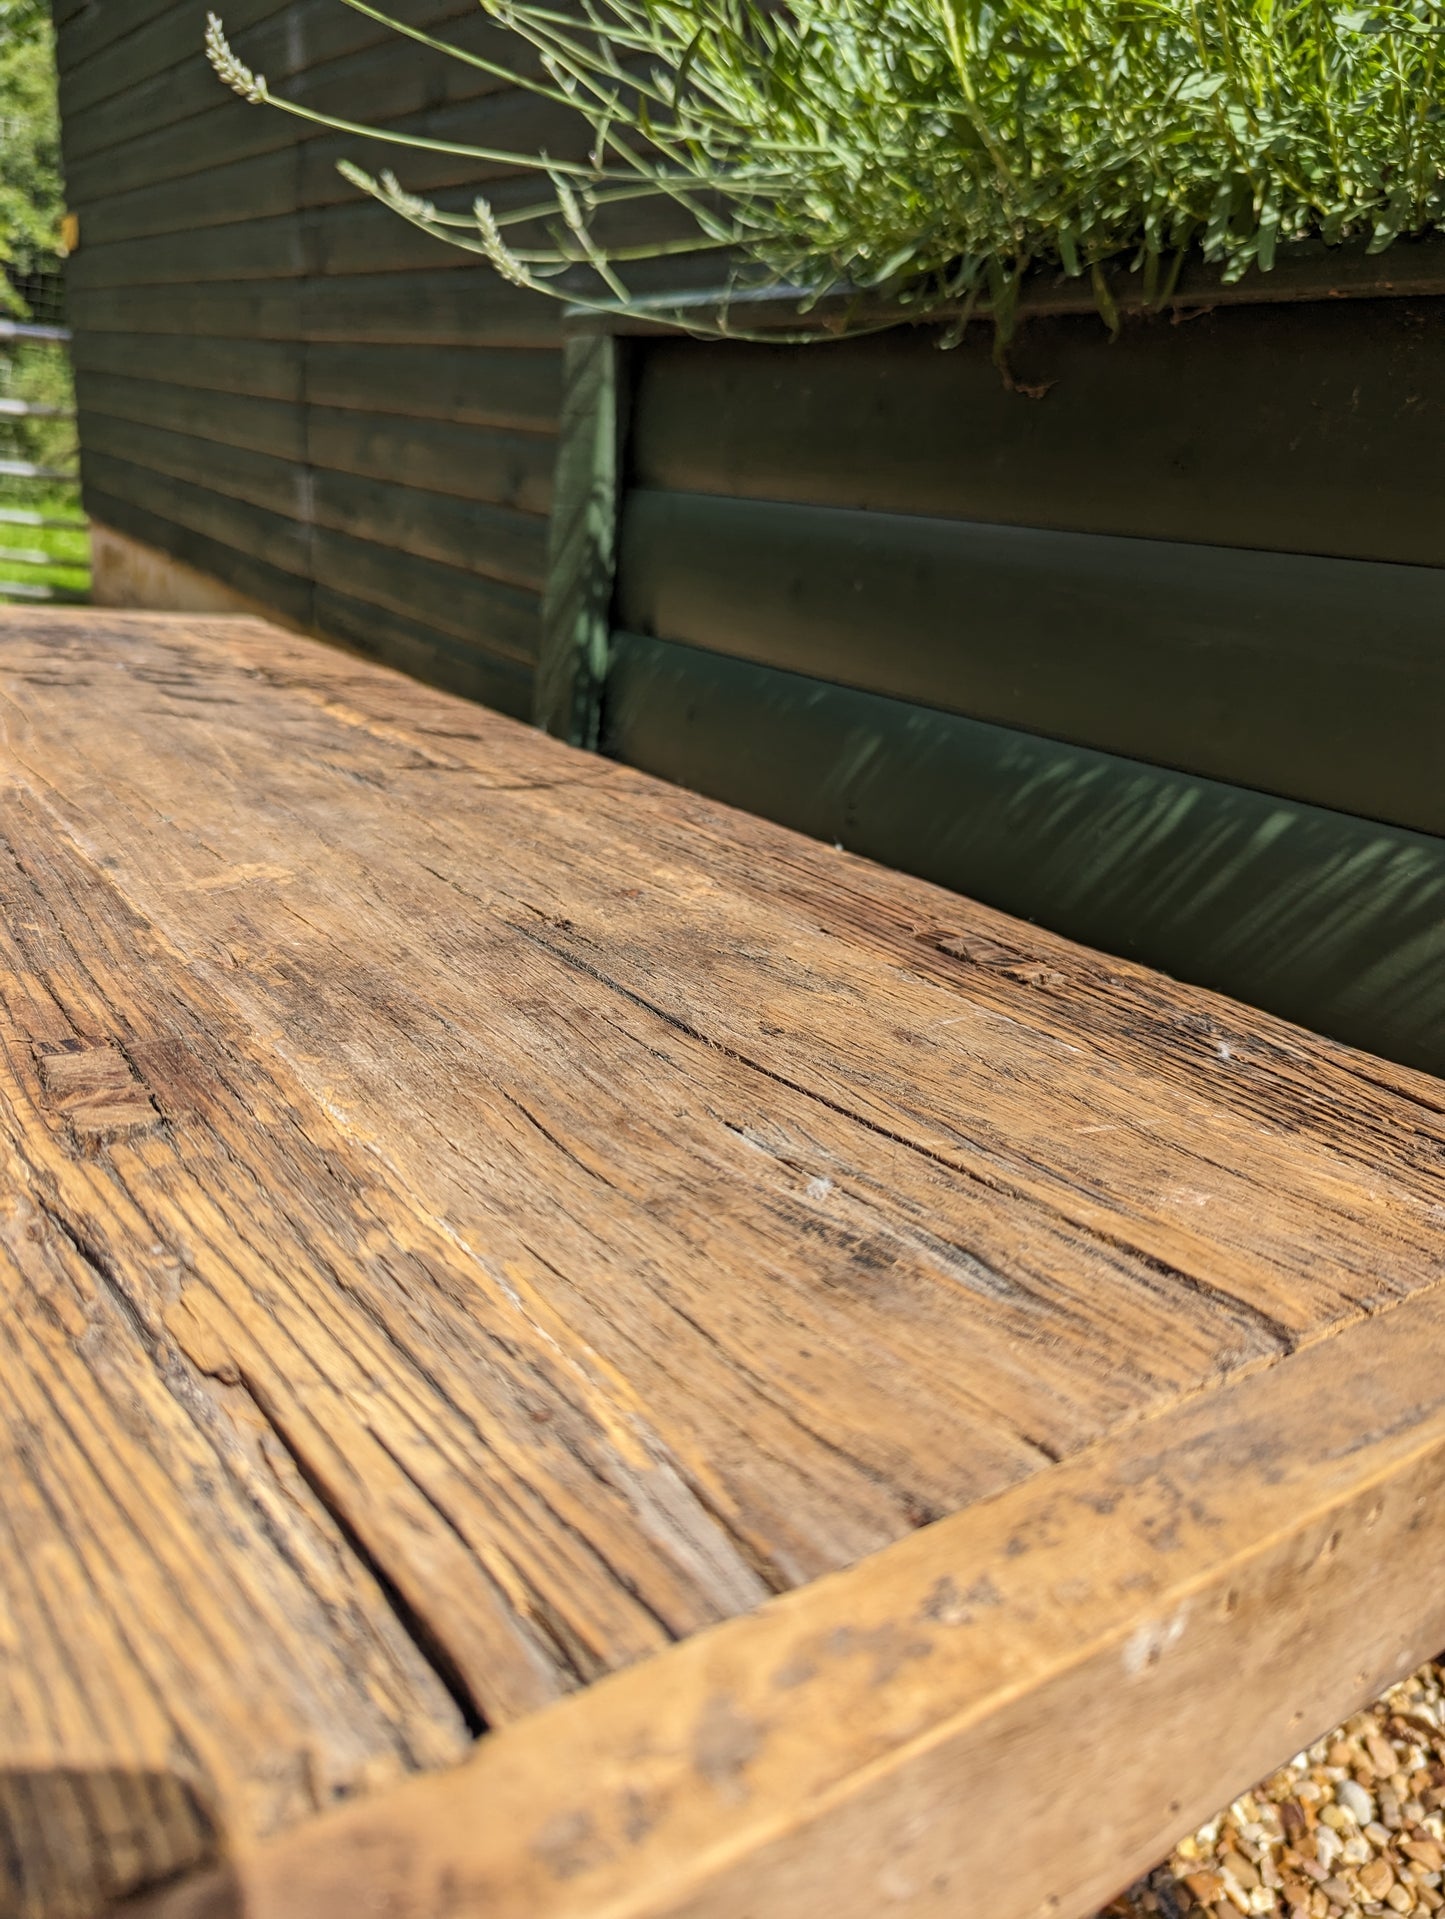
left=0, top=0, right=80, bottom=604
left=1, top=337, right=75, bottom=469
left=0, top=494, right=90, bottom=602
left=0, top=0, right=65, bottom=317
left=0, top=348, right=87, bottom=604
left=208, top=0, right=1445, bottom=338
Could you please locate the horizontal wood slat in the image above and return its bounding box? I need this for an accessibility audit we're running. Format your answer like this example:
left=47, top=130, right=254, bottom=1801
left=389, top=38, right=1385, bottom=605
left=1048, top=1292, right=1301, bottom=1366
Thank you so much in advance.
left=76, top=378, right=555, bottom=526
left=310, top=526, right=542, bottom=662
left=57, top=0, right=567, bottom=711
left=63, top=94, right=298, bottom=207
left=58, top=0, right=492, bottom=170
left=76, top=370, right=308, bottom=462
left=67, top=216, right=313, bottom=291
left=79, top=414, right=310, bottom=522
left=63, top=37, right=573, bottom=206
left=83, top=479, right=543, bottom=696
left=69, top=332, right=305, bottom=404
left=303, top=343, right=560, bottom=433
left=67, top=279, right=306, bottom=343
left=602, top=629, right=1445, bottom=1071
left=310, top=471, right=548, bottom=594
left=77, top=148, right=301, bottom=249
left=312, top=586, right=537, bottom=718
left=68, top=333, right=560, bottom=431
left=82, top=454, right=314, bottom=581
left=75, top=158, right=568, bottom=257
left=300, top=268, right=559, bottom=345
left=614, top=489, right=1445, bottom=837
left=84, top=486, right=314, bottom=627
left=629, top=301, right=1445, bottom=569
left=67, top=271, right=554, bottom=346
left=306, top=407, right=555, bottom=514
left=58, top=0, right=292, bottom=118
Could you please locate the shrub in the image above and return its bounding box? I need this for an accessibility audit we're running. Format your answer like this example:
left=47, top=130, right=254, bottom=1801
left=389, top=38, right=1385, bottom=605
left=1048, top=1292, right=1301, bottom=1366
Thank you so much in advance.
left=0, top=0, right=65, bottom=319
left=208, top=0, right=1445, bottom=339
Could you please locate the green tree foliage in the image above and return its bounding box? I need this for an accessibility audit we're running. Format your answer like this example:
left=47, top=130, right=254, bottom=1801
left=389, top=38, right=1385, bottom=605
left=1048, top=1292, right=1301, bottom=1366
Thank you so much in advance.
left=0, top=0, right=64, bottom=318
left=209, top=0, right=1445, bottom=341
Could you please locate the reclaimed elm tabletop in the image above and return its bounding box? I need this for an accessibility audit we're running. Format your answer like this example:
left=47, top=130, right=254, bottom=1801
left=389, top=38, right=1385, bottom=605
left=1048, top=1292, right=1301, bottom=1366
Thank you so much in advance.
left=2, top=610, right=1443, bottom=1919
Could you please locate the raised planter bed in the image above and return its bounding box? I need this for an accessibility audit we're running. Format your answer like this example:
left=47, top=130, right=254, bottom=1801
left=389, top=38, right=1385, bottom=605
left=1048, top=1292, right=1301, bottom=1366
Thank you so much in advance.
left=538, top=251, right=1445, bottom=1074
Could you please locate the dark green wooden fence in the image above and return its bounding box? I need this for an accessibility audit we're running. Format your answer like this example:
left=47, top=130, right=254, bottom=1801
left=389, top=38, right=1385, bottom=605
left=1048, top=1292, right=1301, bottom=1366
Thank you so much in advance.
left=53, top=0, right=576, bottom=717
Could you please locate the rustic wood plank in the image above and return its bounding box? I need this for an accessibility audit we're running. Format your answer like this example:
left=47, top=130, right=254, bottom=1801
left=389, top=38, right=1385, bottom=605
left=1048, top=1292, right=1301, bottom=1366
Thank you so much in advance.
left=3, top=610, right=1443, bottom=1916
left=0, top=975, right=471, bottom=1919
left=0, top=781, right=766, bottom=1735
left=138, top=1281, right=1445, bottom=1919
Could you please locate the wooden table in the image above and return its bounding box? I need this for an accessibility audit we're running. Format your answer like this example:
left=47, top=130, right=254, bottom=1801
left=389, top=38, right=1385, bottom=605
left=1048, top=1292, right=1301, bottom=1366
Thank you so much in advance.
left=3, top=610, right=1444, bottom=1919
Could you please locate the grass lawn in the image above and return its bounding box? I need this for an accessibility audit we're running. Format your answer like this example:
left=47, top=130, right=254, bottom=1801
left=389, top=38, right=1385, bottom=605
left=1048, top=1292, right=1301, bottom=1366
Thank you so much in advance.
left=1, top=340, right=89, bottom=604
left=0, top=481, right=90, bottom=603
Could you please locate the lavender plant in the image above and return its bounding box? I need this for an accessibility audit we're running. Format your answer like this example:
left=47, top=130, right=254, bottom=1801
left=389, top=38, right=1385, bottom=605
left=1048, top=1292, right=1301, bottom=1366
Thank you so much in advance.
left=207, top=0, right=1445, bottom=339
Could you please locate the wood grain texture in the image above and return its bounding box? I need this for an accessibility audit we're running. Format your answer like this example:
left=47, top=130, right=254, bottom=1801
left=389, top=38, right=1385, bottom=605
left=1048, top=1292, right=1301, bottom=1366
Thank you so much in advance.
left=141, top=1282, right=1445, bottom=1919
left=2, top=611, right=1443, bottom=1915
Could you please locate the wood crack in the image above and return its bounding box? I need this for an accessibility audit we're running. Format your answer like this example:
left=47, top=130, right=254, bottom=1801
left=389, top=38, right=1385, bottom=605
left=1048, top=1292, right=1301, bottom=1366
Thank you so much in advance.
left=234, top=1379, right=492, bottom=1740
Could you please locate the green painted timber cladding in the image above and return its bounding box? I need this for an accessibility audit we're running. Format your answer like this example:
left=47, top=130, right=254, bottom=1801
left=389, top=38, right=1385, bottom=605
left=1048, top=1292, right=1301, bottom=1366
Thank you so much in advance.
left=604, top=631, right=1445, bottom=1074
left=614, top=489, right=1445, bottom=837
left=566, top=307, right=1445, bottom=1072
left=55, top=0, right=564, bottom=716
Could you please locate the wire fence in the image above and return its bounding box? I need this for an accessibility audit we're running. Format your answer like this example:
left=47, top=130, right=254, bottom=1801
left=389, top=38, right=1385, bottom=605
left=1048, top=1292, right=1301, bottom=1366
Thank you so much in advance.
left=0, top=269, right=89, bottom=604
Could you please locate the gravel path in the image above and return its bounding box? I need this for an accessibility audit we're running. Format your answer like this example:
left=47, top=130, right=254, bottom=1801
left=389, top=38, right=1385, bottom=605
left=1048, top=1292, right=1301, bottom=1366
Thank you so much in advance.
left=1109, top=1662, right=1445, bottom=1919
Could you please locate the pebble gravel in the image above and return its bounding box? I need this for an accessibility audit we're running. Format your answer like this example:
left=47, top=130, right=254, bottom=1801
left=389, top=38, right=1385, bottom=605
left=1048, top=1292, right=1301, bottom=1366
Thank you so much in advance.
left=1106, top=1661, right=1445, bottom=1919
